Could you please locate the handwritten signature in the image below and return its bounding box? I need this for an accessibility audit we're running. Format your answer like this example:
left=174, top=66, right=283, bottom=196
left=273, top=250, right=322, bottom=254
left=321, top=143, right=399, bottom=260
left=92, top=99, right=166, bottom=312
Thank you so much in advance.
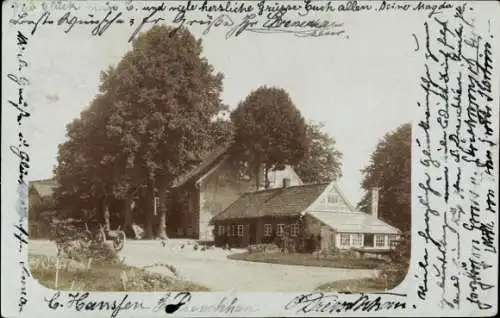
left=285, top=292, right=407, bottom=313
left=45, top=292, right=149, bottom=318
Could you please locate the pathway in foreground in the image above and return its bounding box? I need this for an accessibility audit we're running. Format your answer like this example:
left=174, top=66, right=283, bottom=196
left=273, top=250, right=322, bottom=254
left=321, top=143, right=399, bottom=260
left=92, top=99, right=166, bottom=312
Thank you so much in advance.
left=29, top=240, right=378, bottom=292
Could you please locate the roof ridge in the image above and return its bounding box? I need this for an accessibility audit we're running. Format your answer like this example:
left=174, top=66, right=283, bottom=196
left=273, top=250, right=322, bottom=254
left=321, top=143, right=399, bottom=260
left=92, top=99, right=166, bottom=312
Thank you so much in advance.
left=172, top=143, right=232, bottom=188
left=244, top=182, right=329, bottom=195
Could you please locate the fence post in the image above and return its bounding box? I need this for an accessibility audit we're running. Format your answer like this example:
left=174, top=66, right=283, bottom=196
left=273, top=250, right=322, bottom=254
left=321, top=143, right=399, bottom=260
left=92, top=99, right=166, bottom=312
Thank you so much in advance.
left=55, top=257, right=59, bottom=289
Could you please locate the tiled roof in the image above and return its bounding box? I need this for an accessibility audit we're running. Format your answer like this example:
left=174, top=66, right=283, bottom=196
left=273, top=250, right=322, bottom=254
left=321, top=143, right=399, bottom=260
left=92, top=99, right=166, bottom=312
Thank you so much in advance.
left=172, top=143, right=232, bottom=188
left=211, top=183, right=330, bottom=222
left=309, top=211, right=401, bottom=234
left=29, top=179, right=58, bottom=198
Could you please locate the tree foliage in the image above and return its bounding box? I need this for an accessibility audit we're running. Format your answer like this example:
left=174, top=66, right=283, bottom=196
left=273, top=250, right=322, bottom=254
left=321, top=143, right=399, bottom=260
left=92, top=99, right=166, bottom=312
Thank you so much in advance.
left=54, top=25, right=226, bottom=238
left=231, top=86, right=308, bottom=188
left=357, top=123, right=411, bottom=231
left=293, top=121, right=343, bottom=183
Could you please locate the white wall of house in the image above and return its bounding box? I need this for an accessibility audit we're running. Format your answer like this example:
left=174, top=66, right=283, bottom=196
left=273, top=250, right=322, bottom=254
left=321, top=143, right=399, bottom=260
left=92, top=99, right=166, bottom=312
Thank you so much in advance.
left=260, top=165, right=303, bottom=190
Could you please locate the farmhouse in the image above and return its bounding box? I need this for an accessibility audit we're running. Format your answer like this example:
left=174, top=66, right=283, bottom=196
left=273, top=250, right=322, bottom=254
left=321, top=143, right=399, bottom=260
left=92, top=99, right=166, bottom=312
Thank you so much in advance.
left=29, top=179, right=58, bottom=220
left=210, top=179, right=401, bottom=251
left=166, top=144, right=303, bottom=240
left=28, top=178, right=59, bottom=238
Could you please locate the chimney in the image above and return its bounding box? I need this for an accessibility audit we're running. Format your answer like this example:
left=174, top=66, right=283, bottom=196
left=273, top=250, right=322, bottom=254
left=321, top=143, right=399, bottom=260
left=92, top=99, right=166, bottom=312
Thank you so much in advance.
left=371, top=187, right=379, bottom=218
left=282, top=177, right=291, bottom=188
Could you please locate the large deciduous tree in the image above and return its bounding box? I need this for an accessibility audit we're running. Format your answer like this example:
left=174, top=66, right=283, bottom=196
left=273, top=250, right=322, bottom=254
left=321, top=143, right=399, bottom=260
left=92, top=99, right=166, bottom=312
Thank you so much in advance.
left=293, top=121, right=343, bottom=183
left=357, top=123, right=411, bottom=231
left=231, top=86, right=308, bottom=189
left=55, top=25, right=226, bottom=239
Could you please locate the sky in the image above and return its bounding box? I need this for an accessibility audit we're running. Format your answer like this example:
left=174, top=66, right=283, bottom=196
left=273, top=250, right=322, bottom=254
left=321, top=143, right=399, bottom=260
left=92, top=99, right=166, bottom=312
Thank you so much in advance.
left=13, top=5, right=423, bottom=206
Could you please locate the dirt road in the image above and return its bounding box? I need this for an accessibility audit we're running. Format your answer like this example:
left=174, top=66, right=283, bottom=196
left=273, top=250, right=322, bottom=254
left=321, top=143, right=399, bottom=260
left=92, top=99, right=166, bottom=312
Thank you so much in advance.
left=29, top=240, right=378, bottom=292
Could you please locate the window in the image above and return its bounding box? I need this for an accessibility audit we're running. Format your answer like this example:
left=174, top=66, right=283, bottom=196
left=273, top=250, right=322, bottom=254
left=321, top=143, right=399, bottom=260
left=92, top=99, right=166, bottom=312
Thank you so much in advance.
left=340, top=234, right=350, bottom=246
left=290, top=223, right=300, bottom=237
left=237, top=225, right=244, bottom=237
left=327, top=192, right=339, bottom=204
left=277, top=224, right=285, bottom=237
left=232, top=224, right=237, bottom=237
left=217, top=225, right=225, bottom=236
left=227, top=225, right=232, bottom=237
left=375, top=234, right=386, bottom=247
left=264, top=224, right=272, bottom=237
left=364, top=234, right=374, bottom=247
left=351, top=234, right=363, bottom=246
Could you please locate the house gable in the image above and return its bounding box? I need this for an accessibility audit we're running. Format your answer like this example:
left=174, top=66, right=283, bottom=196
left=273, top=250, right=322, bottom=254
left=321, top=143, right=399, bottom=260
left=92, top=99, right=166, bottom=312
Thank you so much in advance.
left=304, top=182, right=354, bottom=214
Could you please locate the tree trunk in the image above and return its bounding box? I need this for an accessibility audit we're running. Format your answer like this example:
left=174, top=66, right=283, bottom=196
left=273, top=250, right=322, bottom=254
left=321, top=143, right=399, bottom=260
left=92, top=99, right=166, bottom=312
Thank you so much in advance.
left=254, top=160, right=261, bottom=190
left=123, top=197, right=134, bottom=237
left=157, top=176, right=168, bottom=239
left=144, top=190, right=154, bottom=239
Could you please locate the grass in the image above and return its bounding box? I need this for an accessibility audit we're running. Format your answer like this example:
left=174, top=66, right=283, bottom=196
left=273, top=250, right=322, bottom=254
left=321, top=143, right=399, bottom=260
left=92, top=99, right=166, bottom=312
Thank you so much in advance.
left=29, top=254, right=209, bottom=292
left=316, top=277, right=391, bottom=293
left=227, top=252, right=386, bottom=269
left=316, top=266, right=407, bottom=292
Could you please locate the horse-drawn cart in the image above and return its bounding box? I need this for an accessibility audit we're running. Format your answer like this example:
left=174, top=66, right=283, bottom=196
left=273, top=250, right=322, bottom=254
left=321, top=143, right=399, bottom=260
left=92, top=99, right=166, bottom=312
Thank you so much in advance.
left=50, top=218, right=126, bottom=254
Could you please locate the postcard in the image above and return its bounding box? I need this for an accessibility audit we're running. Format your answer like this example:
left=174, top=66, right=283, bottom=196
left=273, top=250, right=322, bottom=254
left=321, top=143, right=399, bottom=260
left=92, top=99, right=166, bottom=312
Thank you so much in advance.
left=2, top=0, right=498, bottom=317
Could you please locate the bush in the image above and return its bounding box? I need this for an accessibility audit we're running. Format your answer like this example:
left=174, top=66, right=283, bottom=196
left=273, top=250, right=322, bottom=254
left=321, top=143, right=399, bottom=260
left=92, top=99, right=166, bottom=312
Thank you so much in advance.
left=142, top=263, right=179, bottom=277
left=29, top=254, right=209, bottom=292
left=339, top=248, right=360, bottom=259
left=60, top=241, right=119, bottom=265
left=377, top=232, right=410, bottom=288
left=247, top=243, right=280, bottom=253
left=302, top=234, right=320, bottom=253
left=314, top=247, right=359, bottom=261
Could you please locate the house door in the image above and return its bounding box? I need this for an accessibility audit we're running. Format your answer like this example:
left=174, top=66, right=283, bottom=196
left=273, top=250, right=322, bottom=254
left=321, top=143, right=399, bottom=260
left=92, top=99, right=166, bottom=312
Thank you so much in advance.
left=249, top=223, right=257, bottom=244
left=243, top=224, right=251, bottom=246
left=320, top=226, right=333, bottom=250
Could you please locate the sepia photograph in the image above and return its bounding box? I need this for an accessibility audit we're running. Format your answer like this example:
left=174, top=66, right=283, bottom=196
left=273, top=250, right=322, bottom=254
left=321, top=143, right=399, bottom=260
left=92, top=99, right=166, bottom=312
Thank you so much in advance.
left=3, top=0, right=497, bottom=317
left=25, top=10, right=411, bottom=294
